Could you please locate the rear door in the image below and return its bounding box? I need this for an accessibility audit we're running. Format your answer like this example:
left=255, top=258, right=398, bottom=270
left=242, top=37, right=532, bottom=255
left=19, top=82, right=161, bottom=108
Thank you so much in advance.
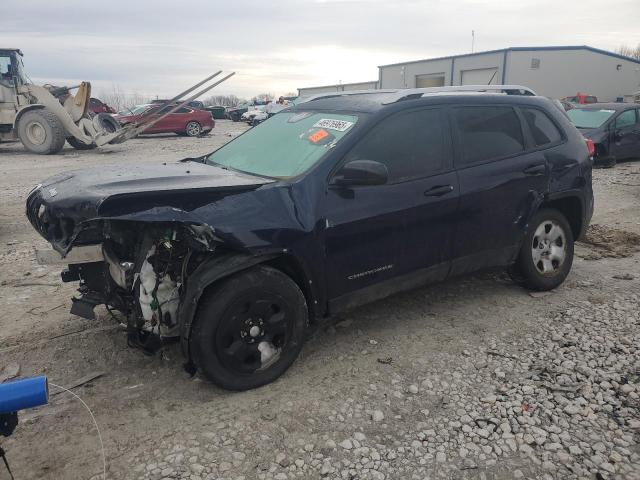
left=610, top=109, right=640, bottom=160
left=450, top=104, right=552, bottom=274
left=323, top=107, right=459, bottom=306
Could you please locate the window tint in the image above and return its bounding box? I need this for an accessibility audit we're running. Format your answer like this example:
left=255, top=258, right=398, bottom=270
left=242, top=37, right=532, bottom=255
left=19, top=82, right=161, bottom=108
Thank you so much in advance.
left=585, top=96, right=598, bottom=104
left=615, top=110, right=637, bottom=129
left=344, top=108, right=446, bottom=182
left=454, top=106, right=524, bottom=165
left=177, top=107, right=191, bottom=114
left=522, top=108, right=562, bottom=146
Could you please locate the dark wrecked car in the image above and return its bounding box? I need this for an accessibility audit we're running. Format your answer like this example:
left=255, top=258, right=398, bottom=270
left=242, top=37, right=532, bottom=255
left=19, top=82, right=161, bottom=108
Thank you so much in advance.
left=567, top=103, right=640, bottom=167
left=26, top=87, right=593, bottom=391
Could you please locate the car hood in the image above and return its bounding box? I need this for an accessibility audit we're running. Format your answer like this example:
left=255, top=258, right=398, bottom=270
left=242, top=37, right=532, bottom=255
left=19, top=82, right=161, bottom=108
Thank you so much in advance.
left=26, top=160, right=274, bottom=251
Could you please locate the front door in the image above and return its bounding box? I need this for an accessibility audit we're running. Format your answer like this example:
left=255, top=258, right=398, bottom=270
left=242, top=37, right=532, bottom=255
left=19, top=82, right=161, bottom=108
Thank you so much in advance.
left=323, top=107, right=459, bottom=309
left=610, top=109, right=640, bottom=160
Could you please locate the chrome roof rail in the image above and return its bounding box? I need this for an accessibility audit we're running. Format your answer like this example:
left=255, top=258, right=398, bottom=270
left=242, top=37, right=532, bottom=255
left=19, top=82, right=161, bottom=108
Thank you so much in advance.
left=293, top=85, right=537, bottom=106
left=381, top=85, right=537, bottom=104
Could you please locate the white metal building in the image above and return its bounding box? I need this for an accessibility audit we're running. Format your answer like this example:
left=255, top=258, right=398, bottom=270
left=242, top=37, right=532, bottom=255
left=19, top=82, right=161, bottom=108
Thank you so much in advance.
left=297, top=80, right=378, bottom=97
left=298, top=46, right=640, bottom=102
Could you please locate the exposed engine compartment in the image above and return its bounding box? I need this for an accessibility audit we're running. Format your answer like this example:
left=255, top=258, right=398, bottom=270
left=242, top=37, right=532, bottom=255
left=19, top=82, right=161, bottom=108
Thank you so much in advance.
left=65, top=221, right=217, bottom=353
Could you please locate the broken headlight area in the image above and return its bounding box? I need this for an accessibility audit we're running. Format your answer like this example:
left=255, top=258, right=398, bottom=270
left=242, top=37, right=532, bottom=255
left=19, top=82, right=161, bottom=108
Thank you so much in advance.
left=26, top=190, right=77, bottom=249
left=62, top=222, right=215, bottom=354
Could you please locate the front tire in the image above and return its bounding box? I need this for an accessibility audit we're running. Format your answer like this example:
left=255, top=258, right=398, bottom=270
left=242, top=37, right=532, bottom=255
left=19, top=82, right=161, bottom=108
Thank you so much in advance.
left=190, top=266, right=307, bottom=391
left=513, top=208, right=574, bottom=291
left=185, top=121, right=202, bottom=137
left=18, top=109, right=66, bottom=154
left=67, top=137, right=96, bottom=150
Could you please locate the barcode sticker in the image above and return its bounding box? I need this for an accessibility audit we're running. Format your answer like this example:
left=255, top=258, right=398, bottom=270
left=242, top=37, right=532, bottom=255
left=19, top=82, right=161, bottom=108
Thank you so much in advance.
left=313, top=119, right=354, bottom=132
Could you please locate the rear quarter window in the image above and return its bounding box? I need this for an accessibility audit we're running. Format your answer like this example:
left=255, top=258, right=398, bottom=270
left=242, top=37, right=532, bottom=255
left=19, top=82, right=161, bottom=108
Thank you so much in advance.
left=521, top=107, right=563, bottom=146
left=453, top=106, right=525, bottom=165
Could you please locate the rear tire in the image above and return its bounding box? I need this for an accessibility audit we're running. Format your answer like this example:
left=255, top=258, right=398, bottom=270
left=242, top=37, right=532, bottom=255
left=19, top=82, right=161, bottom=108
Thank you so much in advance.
left=185, top=121, right=202, bottom=137
left=18, top=109, right=66, bottom=154
left=190, top=266, right=307, bottom=391
left=513, top=208, right=574, bottom=291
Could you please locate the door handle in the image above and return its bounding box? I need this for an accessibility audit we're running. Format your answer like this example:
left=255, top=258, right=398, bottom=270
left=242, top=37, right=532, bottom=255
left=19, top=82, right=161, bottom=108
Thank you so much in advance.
left=424, top=185, right=454, bottom=197
left=523, top=164, right=546, bottom=175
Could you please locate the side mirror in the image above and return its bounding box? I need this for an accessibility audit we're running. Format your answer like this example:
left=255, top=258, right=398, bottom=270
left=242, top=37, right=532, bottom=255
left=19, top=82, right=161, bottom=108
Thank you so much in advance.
left=331, top=160, right=388, bottom=187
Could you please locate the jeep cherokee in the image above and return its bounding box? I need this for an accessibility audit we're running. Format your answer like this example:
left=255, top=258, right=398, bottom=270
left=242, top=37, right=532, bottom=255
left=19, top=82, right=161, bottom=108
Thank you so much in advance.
left=26, top=86, right=594, bottom=390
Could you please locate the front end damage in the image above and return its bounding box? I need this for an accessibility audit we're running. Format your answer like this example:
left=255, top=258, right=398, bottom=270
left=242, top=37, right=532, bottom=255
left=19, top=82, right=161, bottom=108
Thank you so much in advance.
left=41, top=218, right=217, bottom=354
left=24, top=162, right=280, bottom=359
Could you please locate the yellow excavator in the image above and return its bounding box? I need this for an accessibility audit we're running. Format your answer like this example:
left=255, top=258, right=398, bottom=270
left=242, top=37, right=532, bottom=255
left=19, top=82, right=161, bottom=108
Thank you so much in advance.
left=0, top=48, right=234, bottom=154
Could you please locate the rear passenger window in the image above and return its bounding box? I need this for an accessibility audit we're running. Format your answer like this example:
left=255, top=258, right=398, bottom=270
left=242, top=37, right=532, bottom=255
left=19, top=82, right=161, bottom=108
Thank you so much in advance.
left=522, top=108, right=562, bottom=146
left=454, top=106, right=524, bottom=165
left=344, top=108, right=446, bottom=182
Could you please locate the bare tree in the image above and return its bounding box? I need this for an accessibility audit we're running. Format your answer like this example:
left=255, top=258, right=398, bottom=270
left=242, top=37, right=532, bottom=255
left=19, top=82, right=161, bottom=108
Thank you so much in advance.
left=616, top=44, right=640, bottom=60
left=203, top=94, right=244, bottom=107
left=253, top=93, right=275, bottom=104
left=97, top=84, right=152, bottom=112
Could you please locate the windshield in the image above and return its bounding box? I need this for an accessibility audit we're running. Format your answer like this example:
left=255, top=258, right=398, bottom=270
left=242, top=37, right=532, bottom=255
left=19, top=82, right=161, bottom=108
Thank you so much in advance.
left=119, top=105, right=151, bottom=115
left=0, top=52, right=26, bottom=86
left=566, top=109, right=615, bottom=129
left=207, top=111, right=359, bottom=178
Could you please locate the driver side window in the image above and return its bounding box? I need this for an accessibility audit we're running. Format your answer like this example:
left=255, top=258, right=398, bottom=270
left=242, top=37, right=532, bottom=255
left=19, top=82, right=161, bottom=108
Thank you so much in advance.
left=615, top=110, right=637, bottom=129
left=0, top=56, right=11, bottom=76
left=343, top=108, right=447, bottom=183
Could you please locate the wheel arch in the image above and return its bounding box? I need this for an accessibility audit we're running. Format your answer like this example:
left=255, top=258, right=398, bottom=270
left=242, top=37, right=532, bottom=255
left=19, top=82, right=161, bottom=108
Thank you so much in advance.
left=179, top=251, right=317, bottom=360
left=539, top=195, right=584, bottom=241
left=14, top=104, right=45, bottom=127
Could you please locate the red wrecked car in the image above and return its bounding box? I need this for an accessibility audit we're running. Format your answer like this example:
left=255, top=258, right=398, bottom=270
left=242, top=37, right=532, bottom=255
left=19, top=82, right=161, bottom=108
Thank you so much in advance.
left=88, top=97, right=116, bottom=114
left=114, top=104, right=214, bottom=136
left=562, top=93, right=598, bottom=105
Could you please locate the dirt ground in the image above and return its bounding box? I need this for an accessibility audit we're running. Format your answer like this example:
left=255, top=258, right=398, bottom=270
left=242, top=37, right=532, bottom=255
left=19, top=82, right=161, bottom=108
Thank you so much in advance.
left=0, top=122, right=639, bottom=480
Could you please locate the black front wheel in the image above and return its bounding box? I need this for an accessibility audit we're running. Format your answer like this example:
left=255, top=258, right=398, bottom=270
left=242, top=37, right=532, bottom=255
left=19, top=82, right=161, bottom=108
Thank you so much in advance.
left=190, top=266, right=307, bottom=390
left=512, top=208, right=574, bottom=291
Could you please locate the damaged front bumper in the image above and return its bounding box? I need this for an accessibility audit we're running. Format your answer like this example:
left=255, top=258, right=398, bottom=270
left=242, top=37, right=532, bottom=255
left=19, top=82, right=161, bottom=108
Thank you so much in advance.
left=32, top=219, right=217, bottom=354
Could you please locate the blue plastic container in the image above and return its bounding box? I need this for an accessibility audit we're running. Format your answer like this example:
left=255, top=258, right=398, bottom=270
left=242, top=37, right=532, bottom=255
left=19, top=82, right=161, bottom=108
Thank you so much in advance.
left=0, top=376, right=49, bottom=413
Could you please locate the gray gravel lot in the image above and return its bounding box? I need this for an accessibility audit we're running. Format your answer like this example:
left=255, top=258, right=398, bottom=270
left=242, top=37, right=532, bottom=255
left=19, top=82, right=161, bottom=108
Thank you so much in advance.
left=0, top=121, right=639, bottom=480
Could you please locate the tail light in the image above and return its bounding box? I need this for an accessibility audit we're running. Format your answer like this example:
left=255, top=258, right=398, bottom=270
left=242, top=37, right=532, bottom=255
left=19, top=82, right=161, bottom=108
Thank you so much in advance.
left=585, top=138, right=595, bottom=158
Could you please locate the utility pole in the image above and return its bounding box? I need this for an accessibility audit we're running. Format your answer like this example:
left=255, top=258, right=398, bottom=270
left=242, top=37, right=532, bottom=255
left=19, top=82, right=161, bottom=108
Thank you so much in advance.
left=471, top=30, right=475, bottom=53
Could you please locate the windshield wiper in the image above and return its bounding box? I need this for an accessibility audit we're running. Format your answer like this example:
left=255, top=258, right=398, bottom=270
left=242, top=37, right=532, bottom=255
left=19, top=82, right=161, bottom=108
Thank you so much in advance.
left=180, top=154, right=208, bottom=164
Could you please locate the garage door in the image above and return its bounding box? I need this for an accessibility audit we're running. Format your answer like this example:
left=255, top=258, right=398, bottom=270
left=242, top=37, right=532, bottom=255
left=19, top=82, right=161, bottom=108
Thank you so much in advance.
left=416, top=74, right=445, bottom=88
left=460, top=67, right=499, bottom=85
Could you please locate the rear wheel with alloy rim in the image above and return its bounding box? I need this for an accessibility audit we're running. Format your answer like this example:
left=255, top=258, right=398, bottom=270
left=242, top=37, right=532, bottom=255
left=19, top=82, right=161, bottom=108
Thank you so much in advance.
left=512, top=208, right=574, bottom=291
left=185, top=121, right=202, bottom=137
left=190, top=266, right=307, bottom=390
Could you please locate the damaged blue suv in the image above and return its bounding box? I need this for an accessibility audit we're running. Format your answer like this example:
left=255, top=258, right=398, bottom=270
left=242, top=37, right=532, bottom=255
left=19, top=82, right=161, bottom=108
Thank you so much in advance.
left=26, top=86, right=593, bottom=390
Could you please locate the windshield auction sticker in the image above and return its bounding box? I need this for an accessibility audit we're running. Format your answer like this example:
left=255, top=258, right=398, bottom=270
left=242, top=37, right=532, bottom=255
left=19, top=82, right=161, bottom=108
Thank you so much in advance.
left=307, top=128, right=332, bottom=144
left=313, top=119, right=354, bottom=132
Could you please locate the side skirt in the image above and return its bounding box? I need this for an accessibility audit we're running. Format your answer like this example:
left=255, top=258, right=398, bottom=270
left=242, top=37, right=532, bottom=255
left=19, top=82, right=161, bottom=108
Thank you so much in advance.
left=328, top=262, right=450, bottom=314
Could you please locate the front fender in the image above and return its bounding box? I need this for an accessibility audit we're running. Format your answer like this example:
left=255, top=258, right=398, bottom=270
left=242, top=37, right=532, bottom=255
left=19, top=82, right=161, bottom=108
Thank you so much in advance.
left=14, top=104, right=45, bottom=127
left=178, top=252, right=279, bottom=359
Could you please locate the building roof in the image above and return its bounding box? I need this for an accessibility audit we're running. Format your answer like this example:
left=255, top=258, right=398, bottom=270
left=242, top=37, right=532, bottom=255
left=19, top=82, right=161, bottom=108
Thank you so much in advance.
left=297, top=80, right=378, bottom=91
left=378, top=45, right=640, bottom=68
left=0, top=48, right=23, bottom=54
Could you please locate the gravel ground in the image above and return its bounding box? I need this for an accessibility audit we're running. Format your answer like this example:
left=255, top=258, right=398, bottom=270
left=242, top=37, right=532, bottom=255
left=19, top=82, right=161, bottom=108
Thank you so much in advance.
left=0, top=122, right=639, bottom=480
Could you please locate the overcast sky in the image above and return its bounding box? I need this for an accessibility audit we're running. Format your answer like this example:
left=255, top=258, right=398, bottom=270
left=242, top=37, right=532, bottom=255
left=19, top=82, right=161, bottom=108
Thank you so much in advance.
left=2, top=0, right=640, bottom=100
